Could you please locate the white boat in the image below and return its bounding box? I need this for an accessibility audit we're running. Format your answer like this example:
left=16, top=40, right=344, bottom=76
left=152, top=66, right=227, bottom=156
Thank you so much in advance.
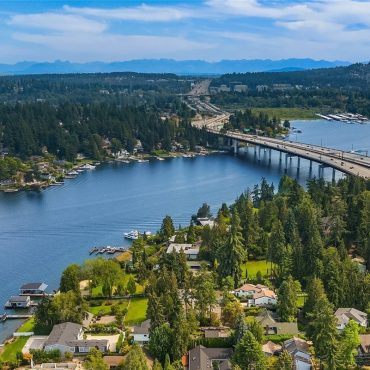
left=80, top=163, right=96, bottom=170
left=157, top=157, right=165, bottom=161
left=124, top=230, right=140, bottom=240
left=137, top=159, right=149, bottom=163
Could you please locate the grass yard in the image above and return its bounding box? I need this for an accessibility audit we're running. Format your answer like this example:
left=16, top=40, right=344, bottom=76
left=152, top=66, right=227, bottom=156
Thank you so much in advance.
left=91, top=274, right=144, bottom=297
left=241, top=259, right=273, bottom=279
left=89, top=300, right=129, bottom=316
left=17, top=317, right=35, bottom=333
left=297, top=294, right=307, bottom=308
left=125, top=298, right=148, bottom=325
left=251, top=107, right=317, bottom=120
left=0, top=336, right=28, bottom=362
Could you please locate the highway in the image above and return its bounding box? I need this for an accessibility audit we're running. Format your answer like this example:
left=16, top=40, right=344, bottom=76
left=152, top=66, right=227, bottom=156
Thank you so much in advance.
left=192, top=115, right=370, bottom=179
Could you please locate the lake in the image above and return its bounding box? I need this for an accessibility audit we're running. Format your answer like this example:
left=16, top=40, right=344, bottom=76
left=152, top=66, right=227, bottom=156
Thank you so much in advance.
left=0, top=119, right=369, bottom=342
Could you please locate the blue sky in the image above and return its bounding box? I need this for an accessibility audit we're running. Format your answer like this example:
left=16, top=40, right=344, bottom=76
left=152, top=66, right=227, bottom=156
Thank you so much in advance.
left=1, top=0, right=370, bottom=63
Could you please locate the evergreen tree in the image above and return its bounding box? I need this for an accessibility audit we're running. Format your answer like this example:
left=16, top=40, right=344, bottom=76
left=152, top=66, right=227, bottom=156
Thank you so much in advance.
left=338, top=320, right=360, bottom=369
left=276, top=350, right=293, bottom=370
left=160, top=216, right=175, bottom=240
left=120, top=345, right=149, bottom=370
left=84, top=348, right=109, bottom=370
left=149, top=324, right=173, bottom=363
left=233, top=331, right=266, bottom=370
left=218, top=210, right=245, bottom=287
left=277, top=276, right=298, bottom=322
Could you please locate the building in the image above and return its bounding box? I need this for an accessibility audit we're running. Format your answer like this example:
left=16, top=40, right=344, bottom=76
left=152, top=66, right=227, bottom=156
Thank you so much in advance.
left=44, top=322, right=109, bottom=355
left=357, top=334, right=370, bottom=365
left=103, top=356, right=125, bottom=369
left=256, top=309, right=299, bottom=335
left=262, top=341, right=281, bottom=356
left=233, top=84, right=248, bottom=93
left=166, top=243, right=199, bottom=260
left=196, top=217, right=215, bottom=228
left=186, top=345, right=233, bottom=370
left=132, top=319, right=151, bottom=345
left=232, top=284, right=277, bottom=306
left=200, top=327, right=231, bottom=339
left=283, top=337, right=312, bottom=370
left=334, top=308, right=368, bottom=331
left=5, top=295, right=31, bottom=309
left=20, top=282, right=48, bottom=296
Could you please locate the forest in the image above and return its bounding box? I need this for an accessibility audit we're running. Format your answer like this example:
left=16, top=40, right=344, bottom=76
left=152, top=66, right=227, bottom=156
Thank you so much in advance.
left=0, top=102, right=213, bottom=161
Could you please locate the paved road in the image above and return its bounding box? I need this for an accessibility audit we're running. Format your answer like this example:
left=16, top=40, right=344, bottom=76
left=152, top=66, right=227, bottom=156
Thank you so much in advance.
left=191, top=114, right=370, bottom=179
left=212, top=129, right=370, bottom=179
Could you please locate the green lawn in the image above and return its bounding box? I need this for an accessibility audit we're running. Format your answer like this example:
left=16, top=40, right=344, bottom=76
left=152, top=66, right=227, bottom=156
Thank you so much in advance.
left=89, top=301, right=129, bottom=316
left=251, top=107, right=317, bottom=120
left=241, top=259, right=273, bottom=279
left=297, top=294, right=307, bottom=308
left=125, top=298, right=148, bottom=325
left=17, top=317, right=35, bottom=333
left=91, top=274, right=144, bottom=297
left=0, top=337, right=28, bottom=362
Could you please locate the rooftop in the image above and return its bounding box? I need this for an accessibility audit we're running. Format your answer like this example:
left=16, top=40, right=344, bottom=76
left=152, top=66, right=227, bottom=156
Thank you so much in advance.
left=20, top=282, right=48, bottom=291
left=44, top=322, right=82, bottom=347
left=188, top=345, right=233, bottom=370
left=133, top=319, right=151, bottom=335
left=335, top=308, right=367, bottom=325
left=166, top=243, right=199, bottom=255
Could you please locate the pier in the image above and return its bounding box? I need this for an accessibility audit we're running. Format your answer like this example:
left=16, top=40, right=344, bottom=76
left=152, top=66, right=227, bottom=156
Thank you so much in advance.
left=0, top=314, right=32, bottom=322
left=89, top=246, right=126, bottom=255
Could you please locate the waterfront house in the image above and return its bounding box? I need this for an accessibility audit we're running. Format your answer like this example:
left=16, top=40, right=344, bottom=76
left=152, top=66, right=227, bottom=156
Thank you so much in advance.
left=166, top=243, right=199, bottom=260
left=185, top=345, right=233, bottom=370
left=256, top=309, right=299, bottom=335
left=283, top=337, right=312, bottom=370
left=5, top=295, right=31, bottom=309
left=232, top=283, right=277, bottom=307
left=20, top=282, right=48, bottom=296
left=132, top=319, right=151, bottom=345
left=44, top=322, right=109, bottom=355
left=334, top=308, right=368, bottom=331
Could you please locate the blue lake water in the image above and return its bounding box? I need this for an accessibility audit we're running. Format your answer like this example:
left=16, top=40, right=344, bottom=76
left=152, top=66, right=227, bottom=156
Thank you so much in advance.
left=0, top=119, right=369, bottom=342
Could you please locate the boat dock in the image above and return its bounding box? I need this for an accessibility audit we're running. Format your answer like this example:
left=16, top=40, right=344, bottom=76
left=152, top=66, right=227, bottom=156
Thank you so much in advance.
left=89, top=246, right=126, bottom=255
left=0, top=314, right=32, bottom=322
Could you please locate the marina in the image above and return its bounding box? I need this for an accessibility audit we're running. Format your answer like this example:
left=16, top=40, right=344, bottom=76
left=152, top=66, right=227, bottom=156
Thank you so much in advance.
left=89, top=246, right=126, bottom=255
left=316, top=112, right=369, bottom=123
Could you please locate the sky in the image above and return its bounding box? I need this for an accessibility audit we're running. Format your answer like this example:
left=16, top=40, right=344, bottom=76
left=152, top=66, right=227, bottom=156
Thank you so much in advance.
left=1, top=0, right=370, bottom=63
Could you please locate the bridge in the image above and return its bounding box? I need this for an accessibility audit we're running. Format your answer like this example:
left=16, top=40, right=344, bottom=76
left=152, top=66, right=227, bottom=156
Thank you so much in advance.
left=192, top=115, right=370, bottom=179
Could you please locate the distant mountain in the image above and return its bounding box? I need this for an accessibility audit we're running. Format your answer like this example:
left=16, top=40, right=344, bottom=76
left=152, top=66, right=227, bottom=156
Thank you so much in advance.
left=0, top=58, right=351, bottom=76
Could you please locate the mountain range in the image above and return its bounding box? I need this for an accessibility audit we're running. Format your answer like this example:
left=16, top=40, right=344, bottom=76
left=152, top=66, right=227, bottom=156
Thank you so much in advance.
left=0, top=58, right=351, bottom=76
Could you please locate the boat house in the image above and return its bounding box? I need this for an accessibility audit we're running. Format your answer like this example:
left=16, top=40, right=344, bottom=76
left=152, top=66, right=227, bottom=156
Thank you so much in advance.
left=20, top=282, right=48, bottom=296
left=5, top=295, right=31, bottom=309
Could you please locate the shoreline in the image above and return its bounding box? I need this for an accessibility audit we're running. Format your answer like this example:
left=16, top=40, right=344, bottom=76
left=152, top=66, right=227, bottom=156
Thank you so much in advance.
left=0, top=149, right=225, bottom=194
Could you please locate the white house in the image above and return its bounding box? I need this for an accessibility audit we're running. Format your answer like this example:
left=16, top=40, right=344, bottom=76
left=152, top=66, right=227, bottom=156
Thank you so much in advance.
left=44, top=322, right=109, bottom=355
left=166, top=243, right=199, bottom=260
left=283, top=337, right=312, bottom=370
left=335, top=308, right=368, bottom=331
left=232, top=284, right=276, bottom=306
left=132, top=319, right=151, bottom=345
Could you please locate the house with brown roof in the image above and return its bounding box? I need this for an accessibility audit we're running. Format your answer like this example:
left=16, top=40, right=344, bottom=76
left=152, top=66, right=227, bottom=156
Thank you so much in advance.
left=256, top=309, right=299, bottom=335
left=262, top=341, right=282, bottom=356
left=232, top=283, right=276, bottom=306
left=132, top=319, right=151, bottom=345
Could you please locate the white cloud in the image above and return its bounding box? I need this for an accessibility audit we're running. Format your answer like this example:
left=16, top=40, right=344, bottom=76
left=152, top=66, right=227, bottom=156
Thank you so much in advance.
left=64, top=4, right=200, bottom=22
left=8, top=13, right=106, bottom=33
left=12, top=32, right=214, bottom=62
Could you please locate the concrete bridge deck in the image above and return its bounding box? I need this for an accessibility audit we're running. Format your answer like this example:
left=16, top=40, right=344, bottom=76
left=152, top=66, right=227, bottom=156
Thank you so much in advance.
left=208, top=128, right=370, bottom=179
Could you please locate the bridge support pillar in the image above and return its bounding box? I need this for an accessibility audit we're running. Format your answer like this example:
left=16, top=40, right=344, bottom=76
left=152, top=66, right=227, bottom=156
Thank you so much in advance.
left=232, top=139, right=238, bottom=154
left=279, top=151, right=282, bottom=162
left=269, top=149, right=272, bottom=161
left=332, top=168, right=336, bottom=182
left=297, top=157, right=301, bottom=169
left=309, top=160, right=313, bottom=171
